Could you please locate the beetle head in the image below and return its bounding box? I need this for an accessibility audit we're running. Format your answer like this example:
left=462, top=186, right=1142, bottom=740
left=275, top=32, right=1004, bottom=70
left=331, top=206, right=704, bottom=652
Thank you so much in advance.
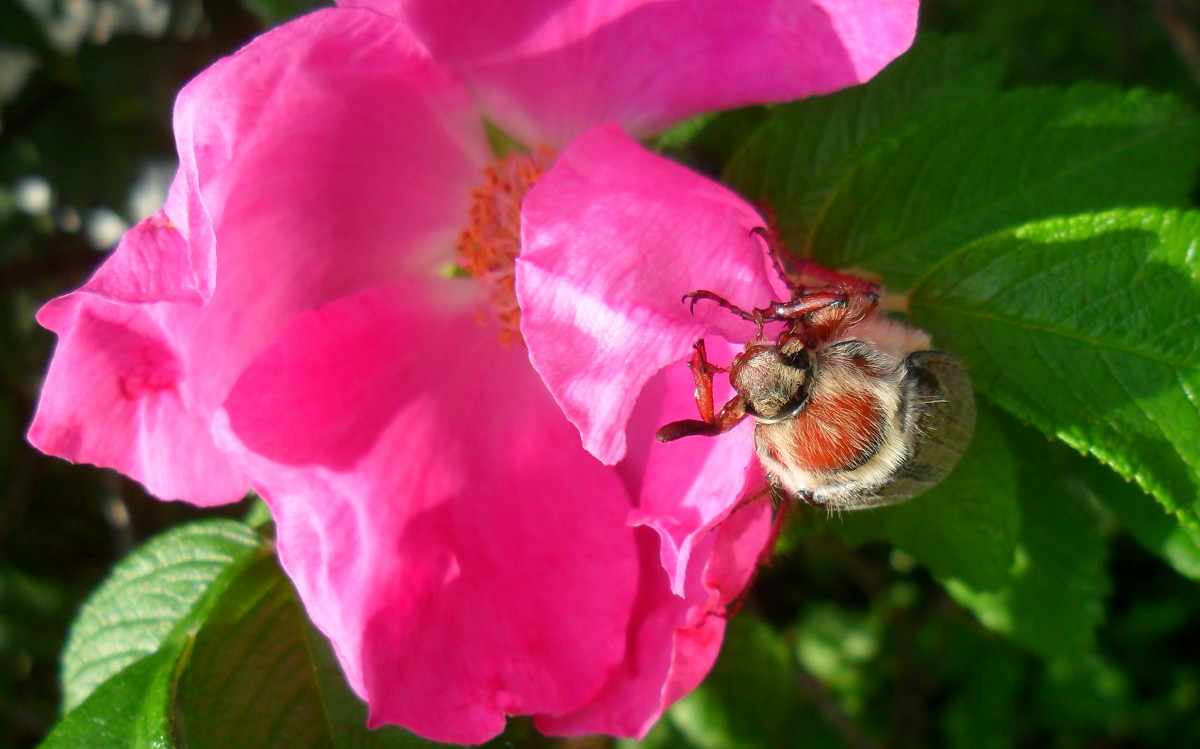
left=731, top=339, right=813, bottom=424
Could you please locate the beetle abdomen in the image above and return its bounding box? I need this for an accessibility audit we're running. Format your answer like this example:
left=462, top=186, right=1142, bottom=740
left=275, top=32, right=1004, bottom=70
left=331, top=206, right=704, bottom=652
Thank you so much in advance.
left=757, top=348, right=974, bottom=510
left=764, top=389, right=885, bottom=474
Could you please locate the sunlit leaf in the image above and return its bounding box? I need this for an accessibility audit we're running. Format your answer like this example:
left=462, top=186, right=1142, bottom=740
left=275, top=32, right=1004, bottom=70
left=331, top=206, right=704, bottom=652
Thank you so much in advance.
left=946, top=419, right=1110, bottom=658
left=60, top=520, right=261, bottom=710
left=726, top=34, right=1006, bottom=248
left=38, top=647, right=181, bottom=749
left=177, top=553, right=438, bottom=749
left=910, top=209, right=1200, bottom=523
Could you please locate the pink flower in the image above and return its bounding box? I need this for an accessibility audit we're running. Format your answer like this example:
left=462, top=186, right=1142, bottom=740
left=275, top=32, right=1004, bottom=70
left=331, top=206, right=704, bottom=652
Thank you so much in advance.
left=29, top=0, right=916, bottom=742
left=519, top=123, right=804, bottom=592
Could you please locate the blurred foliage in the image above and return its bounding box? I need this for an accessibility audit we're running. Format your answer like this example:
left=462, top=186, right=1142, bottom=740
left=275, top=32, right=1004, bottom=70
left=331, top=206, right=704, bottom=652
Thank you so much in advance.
left=4, top=0, right=1200, bottom=748
left=923, top=0, right=1200, bottom=99
left=0, top=0, right=297, bottom=744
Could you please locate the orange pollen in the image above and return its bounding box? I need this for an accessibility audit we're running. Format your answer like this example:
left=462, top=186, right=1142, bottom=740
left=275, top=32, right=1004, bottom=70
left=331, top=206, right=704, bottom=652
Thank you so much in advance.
left=456, top=146, right=556, bottom=347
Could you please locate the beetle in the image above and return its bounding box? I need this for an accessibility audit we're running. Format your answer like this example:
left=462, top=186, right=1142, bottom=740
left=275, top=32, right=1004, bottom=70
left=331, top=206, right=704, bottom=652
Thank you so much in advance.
left=656, top=228, right=975, bottom=510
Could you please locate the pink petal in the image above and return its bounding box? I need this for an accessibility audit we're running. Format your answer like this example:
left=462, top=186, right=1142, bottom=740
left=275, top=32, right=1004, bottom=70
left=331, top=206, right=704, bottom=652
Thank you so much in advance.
left=620, top=361, right=769, bottom=594
left=537, top=499, right=774, bottom=737
left=28, top=299, right=246, bottom=504
left=85, top=209, right=210, bottom=305
left=29, top=8, right=489, bottom=503
left=518, top=124, right=785, bottom=465
left=342, top=0, right=917, bottom=145
left=214, top=281, right=639, bottom=744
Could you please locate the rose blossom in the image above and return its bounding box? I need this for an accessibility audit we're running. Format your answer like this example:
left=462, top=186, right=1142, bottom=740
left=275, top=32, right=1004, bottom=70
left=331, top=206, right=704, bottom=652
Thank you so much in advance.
left=28, top=0, right=916, bottom=742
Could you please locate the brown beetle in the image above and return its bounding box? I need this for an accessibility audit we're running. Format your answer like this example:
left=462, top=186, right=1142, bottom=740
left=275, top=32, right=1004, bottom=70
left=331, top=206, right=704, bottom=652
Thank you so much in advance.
left=657, top=229, right=975, bottom=510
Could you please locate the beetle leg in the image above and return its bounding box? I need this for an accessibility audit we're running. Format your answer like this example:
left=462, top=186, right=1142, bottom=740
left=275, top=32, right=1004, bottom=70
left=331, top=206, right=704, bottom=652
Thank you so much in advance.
left=749, top=225, right=800, bottom=294
left=682, top=290, right=761, bottom=327
left=803, top=286, right=879, bottom=344
left=712, top=391, right=749, bottom=431
left=687, top=339, right=722, bottom=424
left=759, top=492, right=791, bottom=565
left=765, top=290, right=850, bottom=319
left=789, top=258, right=881, bottom=296
left=746, top=223, right=884, bottom=342
left=655, top=393, right=747, bottom=442
left=764, top=285, right=880, bottom=348
left=748, top=223, right=881, bottom=295
left=692, top=339, right=747, bottom=433
left=656, top=341, right=749, bottom=443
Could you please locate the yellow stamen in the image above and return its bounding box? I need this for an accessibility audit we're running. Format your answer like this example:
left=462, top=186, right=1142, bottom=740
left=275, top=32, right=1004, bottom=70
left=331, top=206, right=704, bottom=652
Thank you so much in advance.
left=456, top=147, right=556, bottom=347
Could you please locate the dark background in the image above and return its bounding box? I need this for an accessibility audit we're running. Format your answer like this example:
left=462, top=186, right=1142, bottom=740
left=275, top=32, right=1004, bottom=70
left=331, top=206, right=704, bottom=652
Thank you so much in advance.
left=3, top=1, right=1200, bottom=747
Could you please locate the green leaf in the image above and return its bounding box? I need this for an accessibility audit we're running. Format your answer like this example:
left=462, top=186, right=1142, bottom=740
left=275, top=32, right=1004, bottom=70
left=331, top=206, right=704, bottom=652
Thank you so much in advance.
left=668, top=615, right=846, bottom=749
left=921, top=0, right=1192, bottom=96
left=177, top=552, right=438, bottom=749
left=910, top=209, right=1200, bottom=523
left=791, top=602, right=883, bottom=720
left=656, top=106, right=771, bottom=177
left=940, top=639, right=1023, bottom=749
left=831, top=399, right=1020, bottom=591
left=47, top=517, right=437, bottom=749
left=239, top=0, right=330, bottom=26
left=730, top=67, right=1200, bottom=292
left=38, top=646, right=182, bottom=749
left=242, top=494, right=275, bottom=529
left=176, top=554, right=333, bottom=748
left=627, top=717, right=701, bottom=749
left=1076, top=450, right=1200, bottom=581
left=60, top=520, right=261, bottom=711
left=1034, top=655, right=1131, bottom=736
left=946, top=418, right=1109, bottom=658
left=817, top=86, right=1200, bottom=288
left=725, top=34, right=1006, bottom=248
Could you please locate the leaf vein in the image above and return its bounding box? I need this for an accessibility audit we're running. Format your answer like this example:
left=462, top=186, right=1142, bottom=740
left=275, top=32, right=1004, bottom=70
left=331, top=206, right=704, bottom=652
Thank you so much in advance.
left=913, top=300, right=1200, bottom=370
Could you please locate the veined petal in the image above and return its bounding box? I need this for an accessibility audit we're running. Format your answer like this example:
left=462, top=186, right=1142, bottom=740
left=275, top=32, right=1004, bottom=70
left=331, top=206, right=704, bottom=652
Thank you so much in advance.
left=29, top=8, right=488, bottom=503
left=215, top=281, right=639, bottom=744
left=518, top=124, right=784, bottom=465
left=537, top=499, right=773, bottom=737
left=29, top=299, right=246, bottom=504
left=341, top=0, right=917, bottom=145
left=621, top=361, right=768, bottom=593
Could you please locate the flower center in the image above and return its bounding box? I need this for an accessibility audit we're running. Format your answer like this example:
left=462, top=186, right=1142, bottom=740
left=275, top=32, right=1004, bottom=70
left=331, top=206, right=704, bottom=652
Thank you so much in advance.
left=457, top=147, right=555, bottom=347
